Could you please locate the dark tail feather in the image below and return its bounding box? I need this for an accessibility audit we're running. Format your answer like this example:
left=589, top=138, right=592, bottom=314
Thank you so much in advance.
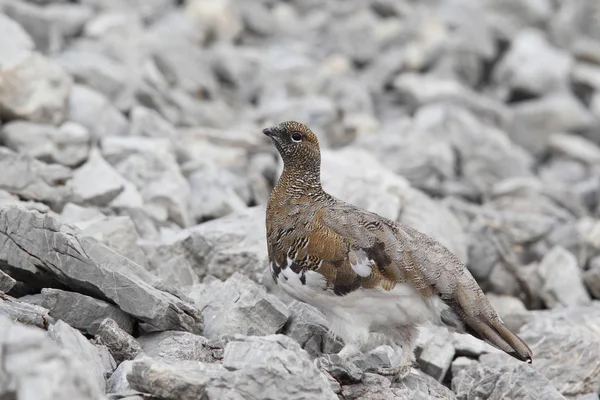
left=453, top=283, right=533, bottom=363
left=464, top=314, right=533, bottom=363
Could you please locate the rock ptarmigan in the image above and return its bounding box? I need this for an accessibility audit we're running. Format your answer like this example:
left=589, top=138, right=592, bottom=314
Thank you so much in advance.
left=264, top=121, right=532, bottom=378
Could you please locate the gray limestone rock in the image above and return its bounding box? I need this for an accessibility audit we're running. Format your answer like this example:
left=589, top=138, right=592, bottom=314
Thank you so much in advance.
left=0, top=315, right=105, bottom=400
left=68, top=84, right=128, bottom=139
left=47, top=319, right=115, bottom=392
left=137, top=331, right=214, bottom=363
left=22, top=288, right=134, bottom=334
left=185, top=206, right=269, bottom=283
left=547, top=133, right=600, bottom=165
left=93, top=318, right=143, bottom=365
left=0, top=269, right=16, bottom=293
left=518, top=304, right=600, bottom=397
left=190, top=272, right=289, bottom=339
left=67, top=148, right=126, bottom=206
left=493, top=29, right=572, bottom=99
left=0, top=12, right=34, bottom=66
left=3, top=1, right=91, bottom=55
left=128, top=335, right=337, bottom=400
left=536, top=246, right=591, bottom=308
left=101, top=136, right=192, bottom=227
left=70, top=213, right=148, bottom=268
left=392, top=73, right=510, bottom=127
left=314, top=354, right=364, bottom=384
left=341, top=370, right=457, bottom=400
left=549, top=0, right=600, bottom=63
left=0, top=293, right=55, bottom=329
left=139, top=234, right=199, bottom=288
left=55, top=50, right=128, bottom=105
left=415, top=329, right=455, bottom=381
left=0, top=147, right=72, bottom=208
left=0, top=120, right=90, bottom=167
left=188, top=165, right=250, bottom=222
left=106, top=360, right=137, bottom=396
left=283, top=300, right=343, bottom=358
left=510, top=94, right=595, bottom=154
left=452, top=353, right=566, bottom=400
left=0, top=205, right=203, bottom=333
left=0, top=52, right=72, bottom=125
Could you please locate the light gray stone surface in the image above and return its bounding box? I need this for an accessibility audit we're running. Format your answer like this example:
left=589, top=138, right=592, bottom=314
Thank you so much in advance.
left=47, top=319, right=115, bottom=392
left=137, top=331, right=214, bottom=363
left=21, top=288, right=134, bottom=334
left=0, top=269, right=15, bottom=292
left=93, top=318, right=143, bottom=365
left=0, top=315, right=105, bottom=400
left=0, top=147, right=72, bottom=208
left=190, top=272, right=289, bottom=338
left=0, top=206, right=203, bottom=333
left=0, top=293, right=55, bottom=329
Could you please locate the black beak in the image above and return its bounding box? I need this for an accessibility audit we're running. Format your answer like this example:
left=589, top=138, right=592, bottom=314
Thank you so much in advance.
left=263, top=126, right=278, bottom=138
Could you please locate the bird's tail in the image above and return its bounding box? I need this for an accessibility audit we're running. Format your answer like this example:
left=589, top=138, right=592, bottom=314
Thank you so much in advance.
left=455, top=283, right=533, bottom=363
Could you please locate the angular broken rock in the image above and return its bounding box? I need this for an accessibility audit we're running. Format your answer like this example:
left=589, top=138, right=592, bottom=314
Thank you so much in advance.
left=48, top=319, right=116, bottom=393
left=0, top=293, right=55, bottom=329
left=0, top=316, right=105, bottom=400
left=139, top=234, right=200, bottom=288
left=70, top=213, right=149, bottom=268
left=185, top=205, right=269, bottom=283
left=67, top=148, right=126, bottom=207
left=128, top=335, right=337, bottom=400
left=221, top=335, right=337, bottom=399
left=536, top=246, right=591, bottom=308
left=283, top=300, right=343, bottom=358
left=93, top=318, right=143, bottom=365
left=0, top=269, right=16, bottom=293
left=68, top=84, right=128, bottom=139
left=0, top=120, right=90, bottom=167
left=452, top=353, right=567, bottom=400
left=518, top=304, right=600, bottom=397
left=0, top=52, right=72, bottom=125
left=0, top=147, right=72, bottom=208
left=190, top=272, right=289, bottom=338
left=340, top=370, right=456, bottom=400
left=101, top=136, right=192, bottom=227
left=137, top=331, right=214, bottom=363
left=415, top=328, right=455, bottom=381
left=22, top=288, right=134, bottom=334
left=0, top=205, right=203, bottom=333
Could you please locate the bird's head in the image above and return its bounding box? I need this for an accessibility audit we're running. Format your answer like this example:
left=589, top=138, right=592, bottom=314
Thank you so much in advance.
left=263, top=121, right=321, bottom=171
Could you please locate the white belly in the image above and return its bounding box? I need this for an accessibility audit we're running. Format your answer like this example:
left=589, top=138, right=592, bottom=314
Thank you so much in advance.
left=272, top=262, right=448, bottom=345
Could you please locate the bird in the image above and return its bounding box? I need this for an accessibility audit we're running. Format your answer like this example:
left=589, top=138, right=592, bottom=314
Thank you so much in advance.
left=263, top=120, right=533, bottom=378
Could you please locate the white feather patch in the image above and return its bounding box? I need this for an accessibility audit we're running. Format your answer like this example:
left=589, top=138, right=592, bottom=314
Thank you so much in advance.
left=350, top=258, right=373, bottom=277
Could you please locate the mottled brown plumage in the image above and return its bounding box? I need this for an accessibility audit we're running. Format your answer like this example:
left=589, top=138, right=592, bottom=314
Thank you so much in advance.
left=264, top=121, right=532, bottom=374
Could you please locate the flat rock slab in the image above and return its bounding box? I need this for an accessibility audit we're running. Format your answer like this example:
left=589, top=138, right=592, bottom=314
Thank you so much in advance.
left=0, top=315, right=105, bottom=400
left=0, top=293, right=55, bottom=329
left=190, top=272, right=288, bottom=338
left=0, top=205, right=203, bottom=333
left=128, top=335, right=337, bottom=400
left=0, top=269, right=16, bottom=292
left=21, top=288, right=134, bottom=334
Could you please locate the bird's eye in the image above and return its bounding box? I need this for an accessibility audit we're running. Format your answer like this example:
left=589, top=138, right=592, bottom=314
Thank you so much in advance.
left=291, top=132, right=303, bottom=142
